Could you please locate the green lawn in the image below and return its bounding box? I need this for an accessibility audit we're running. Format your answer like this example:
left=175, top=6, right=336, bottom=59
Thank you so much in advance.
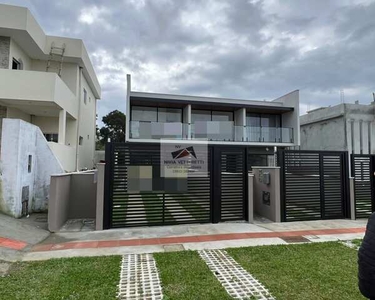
left=0, top=256, right=121, bottom=300
left=228, top=242, right=365, bottom=300
left=154, top=251, right=232, bottom=300
left=0, top=242, right=365, bottom=300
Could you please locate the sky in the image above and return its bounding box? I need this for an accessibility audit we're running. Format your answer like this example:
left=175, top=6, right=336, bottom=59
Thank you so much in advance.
left=3, top=0, right=375, bottom=125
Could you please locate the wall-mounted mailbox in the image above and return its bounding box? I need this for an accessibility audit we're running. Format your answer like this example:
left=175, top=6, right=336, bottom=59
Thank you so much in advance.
left=263, top=191, right=270, bottom=206
left=259, top=169, right=271, bottom=185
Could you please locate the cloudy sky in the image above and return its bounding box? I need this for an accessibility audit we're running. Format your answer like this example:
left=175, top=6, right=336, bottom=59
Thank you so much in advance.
left=3, top=0, right=375, bottom=123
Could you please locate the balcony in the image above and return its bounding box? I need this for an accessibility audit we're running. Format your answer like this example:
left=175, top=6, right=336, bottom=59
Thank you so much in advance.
left=130, top=121, right=294, bottom=143
left=0, top=69, right=77, bottom=118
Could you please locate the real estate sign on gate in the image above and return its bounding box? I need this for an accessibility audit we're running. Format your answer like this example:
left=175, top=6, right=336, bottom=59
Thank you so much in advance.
left=160, top=142, right=208, bottom=178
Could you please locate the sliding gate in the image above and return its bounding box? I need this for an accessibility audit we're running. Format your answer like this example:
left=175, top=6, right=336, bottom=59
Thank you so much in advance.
left=104, top=143, right=212, bottom=228
left=351, top=154, right=375, bottom=218
left=103, top=143, right=248, bottom=228
left=280, top=150, right=350, bottom=222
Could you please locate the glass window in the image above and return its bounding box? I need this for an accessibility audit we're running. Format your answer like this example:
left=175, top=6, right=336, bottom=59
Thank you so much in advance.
left=212, top=111, right=233, bottom=122
left=44, top=133, right=58, bottom=142
left=12, top=58, right=21, bottom=70
left=192, top=110, right=211, bottom=123
left=158, top=108, right=182, bottom=123
left=246, top=113, right=260, bottom=127
left=261, top=114, right=281, bottom=127
left=131, top=106, right=157, bottom=122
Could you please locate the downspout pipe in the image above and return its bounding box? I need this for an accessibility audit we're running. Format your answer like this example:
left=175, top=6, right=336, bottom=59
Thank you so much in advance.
left=75, top=67, right=83, bottom=171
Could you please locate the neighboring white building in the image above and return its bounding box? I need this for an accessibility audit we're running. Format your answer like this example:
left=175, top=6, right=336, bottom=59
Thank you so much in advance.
left=0, top=4, right=101, bottom=217
left=0, top=3, right=101, bottom=172
left=300, top=101, right=375, bottom=154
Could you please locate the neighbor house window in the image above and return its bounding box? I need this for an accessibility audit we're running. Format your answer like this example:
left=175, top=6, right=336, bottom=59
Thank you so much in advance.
left=12, top=58, right=21, bottom=70
left=79, top=136, right=83, bottom=145
left=44, top=133, right=58, bottom=142
left=83, top=89, right=87, bottom=104
left=28, top=155, right=32, bottom=173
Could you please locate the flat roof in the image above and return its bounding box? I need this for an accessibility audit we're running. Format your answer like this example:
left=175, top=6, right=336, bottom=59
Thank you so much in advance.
left=130, top=91, right=294, bottom=113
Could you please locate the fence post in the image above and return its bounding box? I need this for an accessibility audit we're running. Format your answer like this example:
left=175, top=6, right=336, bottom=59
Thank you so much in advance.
left=247, top=173, right=254, bottom=223
left=349, top=177, right=356, bottom=220
left=96, top=163, right=106, bottom=230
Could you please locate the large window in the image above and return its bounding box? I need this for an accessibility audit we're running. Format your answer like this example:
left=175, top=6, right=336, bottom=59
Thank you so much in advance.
left=131, top=106, right=182, bottom=123
left=246, top=113, right=281, bottom=127
left=212, top=111, right=233, bottom=122
left=192, top=110, right=233, bottom=123
left=131, top=106, right=157, bottom=122
left=157, top=108, right=182, bottom=122
left=191, top=110, right=211, bottom=123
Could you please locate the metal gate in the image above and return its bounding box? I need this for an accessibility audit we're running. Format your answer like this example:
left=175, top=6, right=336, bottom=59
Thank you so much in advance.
left=104, top=143, right=212, bottom=228
left=280, top=150, right=350, bottom=222
left=104, top=143, right=249, bottom=228
left=351, top=154, right=375, bottom=218
left=213, top=147, right=246, bottom=222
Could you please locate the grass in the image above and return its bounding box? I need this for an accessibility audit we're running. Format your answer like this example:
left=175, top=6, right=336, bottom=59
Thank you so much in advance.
left=0, top=256, right=121, bottom=300
left=154, top=251, right=232, bottom=300
left=352, top=239, right=363, bottom=247
left=228, top=242, right=365, bottom=300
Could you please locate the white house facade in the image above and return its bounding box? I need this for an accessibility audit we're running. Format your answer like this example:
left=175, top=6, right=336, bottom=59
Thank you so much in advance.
left=0, top=4, right=101, bottom=217
left=0, top=3, right=101, bottom=172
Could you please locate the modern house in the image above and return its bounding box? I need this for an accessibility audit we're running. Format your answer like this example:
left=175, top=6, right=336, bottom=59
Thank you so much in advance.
left=0, top=4, right=101, bottom=218
left=300, top=101, right=375, bottom=154
left=125, top=75, right=300, bottom=164
left=100, top=75, right=300, bottom=228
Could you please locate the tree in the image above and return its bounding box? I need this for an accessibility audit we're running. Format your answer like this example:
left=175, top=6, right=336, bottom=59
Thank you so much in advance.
left=96, top=110, right=126, bottom=149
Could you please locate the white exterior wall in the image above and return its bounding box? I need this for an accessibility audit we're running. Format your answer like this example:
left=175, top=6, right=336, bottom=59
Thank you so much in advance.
left=6, top=107, right=31, bottom=122
left=32, top=116, right=58, bottom=134
left=9, top=38, right=32, bottom=70
left=273, top=90, right=300, bottom=146
left=0, top=119, right=63, bottom=217
left=77, top=74, right=97, bottom=169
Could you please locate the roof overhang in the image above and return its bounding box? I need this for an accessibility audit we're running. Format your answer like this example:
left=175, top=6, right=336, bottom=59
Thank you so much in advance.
left=0, top=4, right=101, bottom=99
left=130, top=92, right=294, bottom=114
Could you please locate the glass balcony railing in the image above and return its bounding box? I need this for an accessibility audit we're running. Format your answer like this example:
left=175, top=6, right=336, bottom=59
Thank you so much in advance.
left=130, top=121, right=294, bottom=143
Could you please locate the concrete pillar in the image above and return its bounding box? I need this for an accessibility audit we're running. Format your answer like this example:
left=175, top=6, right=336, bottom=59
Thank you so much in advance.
left=96, top=163, right=105, bottom=230
left=350, top=177, right=356, bottom=220
left=58, top=109, right=66, bottom=145
left=183, top=104, right=191, bottom=139
left=248, top=174, right=254, bottom=223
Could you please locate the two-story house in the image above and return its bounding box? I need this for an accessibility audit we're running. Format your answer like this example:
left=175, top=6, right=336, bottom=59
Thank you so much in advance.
left=125, top=75, right=300, bottom=165
left=103, top=75, right=299, bottom=227
left=0, top=4, right=101, bottom=218
left=0, top=4, right=101, bottom=172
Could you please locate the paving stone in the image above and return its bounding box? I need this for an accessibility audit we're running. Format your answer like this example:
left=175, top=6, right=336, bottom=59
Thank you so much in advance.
left=118, top=253, right=163, bottom=300
left=0, top=261, right=11, bottom=277
left=199, top=249, right=275, bottom=300
left=163, top=244, right=184, bottom=252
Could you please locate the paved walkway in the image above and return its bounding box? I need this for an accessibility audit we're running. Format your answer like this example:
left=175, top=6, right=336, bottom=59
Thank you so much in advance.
left=0, top=218, right=367, bottom=261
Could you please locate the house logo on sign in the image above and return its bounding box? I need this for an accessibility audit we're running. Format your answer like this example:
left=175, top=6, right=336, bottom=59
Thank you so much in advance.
left=171, top=146, right=197, bottom=160
left=160, top=143, right=208, bottom=178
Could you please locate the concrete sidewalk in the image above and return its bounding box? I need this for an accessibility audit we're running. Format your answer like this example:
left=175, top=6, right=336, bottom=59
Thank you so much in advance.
left=22, top=219, right=366, bottom=261
left=0, top=213, right=50, bottom=261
